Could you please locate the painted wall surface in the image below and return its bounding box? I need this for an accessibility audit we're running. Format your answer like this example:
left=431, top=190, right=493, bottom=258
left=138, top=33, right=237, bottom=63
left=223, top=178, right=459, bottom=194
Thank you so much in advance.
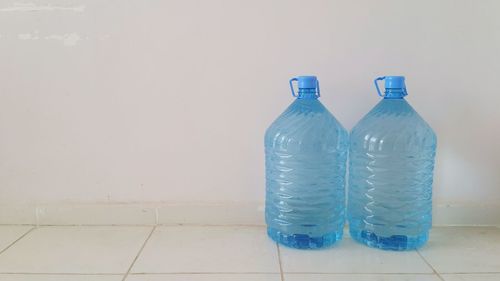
left=1, top=0, right=499, bottom=210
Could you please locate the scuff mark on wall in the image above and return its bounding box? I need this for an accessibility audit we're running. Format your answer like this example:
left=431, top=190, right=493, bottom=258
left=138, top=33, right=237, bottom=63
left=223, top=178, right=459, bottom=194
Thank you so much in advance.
left=0, top=2, right=85, bottom=12
left=18, top=32, right=39, bottom=40
left=16, top=31, right=82, bottom=46
left=45, top=33, right=81, bottom=46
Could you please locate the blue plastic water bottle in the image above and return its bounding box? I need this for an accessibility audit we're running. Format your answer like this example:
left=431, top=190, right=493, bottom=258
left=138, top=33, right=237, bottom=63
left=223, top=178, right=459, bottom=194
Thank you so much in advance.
left=265, top=76, right=348, bottom=249
left=348, top=76, right=437, bottom=251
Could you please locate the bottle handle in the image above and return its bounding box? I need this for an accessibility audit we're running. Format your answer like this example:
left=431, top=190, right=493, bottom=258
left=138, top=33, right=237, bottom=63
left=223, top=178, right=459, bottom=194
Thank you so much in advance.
left=289, top=77, right=321, bottom=97
left=289, top=77, right=298, bottom=97
left=374, top=76, right=386, bottom=97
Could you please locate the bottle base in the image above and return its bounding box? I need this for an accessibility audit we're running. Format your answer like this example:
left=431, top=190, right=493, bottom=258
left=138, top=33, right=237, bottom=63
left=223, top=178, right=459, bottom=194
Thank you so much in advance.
left=349, top=228, right=428, bottom=251
left=267, top=227, right=342, bottom=249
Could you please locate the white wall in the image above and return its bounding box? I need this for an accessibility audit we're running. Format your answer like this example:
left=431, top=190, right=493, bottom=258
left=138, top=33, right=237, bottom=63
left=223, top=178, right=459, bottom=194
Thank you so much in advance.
left=1, top=1, right=499, bottom=213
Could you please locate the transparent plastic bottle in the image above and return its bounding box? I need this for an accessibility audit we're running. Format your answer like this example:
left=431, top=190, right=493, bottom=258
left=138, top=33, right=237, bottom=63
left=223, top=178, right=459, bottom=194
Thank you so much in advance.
left=265, top=76, right=348, bottom=249
left=348, top=76, right=437, bottom=251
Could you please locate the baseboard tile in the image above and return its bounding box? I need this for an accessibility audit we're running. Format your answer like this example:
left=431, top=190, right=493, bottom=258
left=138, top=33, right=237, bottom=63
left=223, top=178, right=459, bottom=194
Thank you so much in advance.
left=0, top=205, right=37, bottom=225
left=433, top=203, right=500, bottom=226
left=0, top=202, right=498, bottom=226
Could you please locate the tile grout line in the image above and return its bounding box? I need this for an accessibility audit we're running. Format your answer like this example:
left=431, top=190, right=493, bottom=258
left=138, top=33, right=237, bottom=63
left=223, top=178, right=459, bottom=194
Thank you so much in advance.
left=438, top=272, right=500, bottom=275
left=0, top=272, right=124, bottom=275
left=276, top=243, right=285, bottom=281
left=124, top=272, right=471, bottom=275
left=121, top=226, right=156, bottom=281
left=416, top=249, right=445, bottom=281
left=0, top=226, right=36, bottom=256
left=279, top=272, right=447, bottom=275
left=2, top=224, right=500, bottom=227
left=6, top=272, right=497, bottom=276
left=128, top=272, right=283, bottom=275
left=0, top=224, right=266, bottom=227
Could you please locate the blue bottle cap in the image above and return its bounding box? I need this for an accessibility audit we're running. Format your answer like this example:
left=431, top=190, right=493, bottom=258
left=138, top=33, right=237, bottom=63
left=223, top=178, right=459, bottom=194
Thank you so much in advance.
left=384, top=76, right=406, bottom=89
left=374, top=76, right=408, bottom=98
left=297, top=76, right=318, bottom=89
left=289, top=76, right=320, bottom=98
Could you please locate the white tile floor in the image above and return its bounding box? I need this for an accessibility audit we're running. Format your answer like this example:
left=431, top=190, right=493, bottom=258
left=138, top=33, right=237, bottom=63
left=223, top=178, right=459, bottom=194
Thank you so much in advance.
left=0, top=226, right=498, bottom=281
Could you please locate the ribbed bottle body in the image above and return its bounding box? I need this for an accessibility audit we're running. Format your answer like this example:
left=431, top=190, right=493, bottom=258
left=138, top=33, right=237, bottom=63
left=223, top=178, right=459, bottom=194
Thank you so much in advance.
left=265, top=99, right=348, bottom=249
left=348, top=99, right=436, bottom=250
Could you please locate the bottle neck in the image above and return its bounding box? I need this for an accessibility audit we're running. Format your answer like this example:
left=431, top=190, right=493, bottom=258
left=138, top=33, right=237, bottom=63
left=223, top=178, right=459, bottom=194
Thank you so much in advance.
left=297, top=88, right=319, bottom=100
left=383, top=88, right=407, bottom=99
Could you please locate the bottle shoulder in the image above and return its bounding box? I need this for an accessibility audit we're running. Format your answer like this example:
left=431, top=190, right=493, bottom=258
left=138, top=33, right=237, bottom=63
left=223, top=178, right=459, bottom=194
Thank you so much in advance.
left=266, top=100, right=347, bottom=133
left=265, top=99, right=348, bottom=151
left=350, top=99, right=436, bottom=152
left=352, top=99, right=435, bottom=134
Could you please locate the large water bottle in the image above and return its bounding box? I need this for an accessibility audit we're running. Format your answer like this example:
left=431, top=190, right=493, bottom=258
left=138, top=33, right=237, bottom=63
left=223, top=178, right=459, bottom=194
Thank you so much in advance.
left=265, top=76, right=348, bottom=249
left=348, top=76, right=437, bottom=251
